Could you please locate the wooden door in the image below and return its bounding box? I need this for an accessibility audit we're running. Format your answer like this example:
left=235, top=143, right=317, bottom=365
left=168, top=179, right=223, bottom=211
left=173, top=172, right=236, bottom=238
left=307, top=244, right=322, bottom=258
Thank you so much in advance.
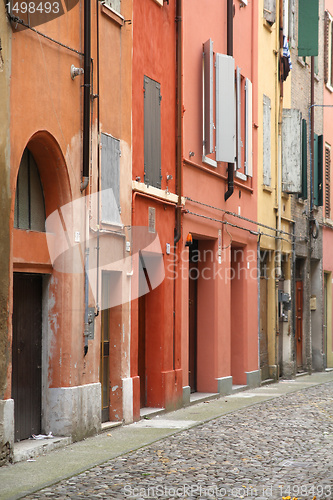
left=12, top=273, right=42, bottom=441
left=260, top=277, right=269, bottom=375
left=100, top=273, right=110, bottom=422
left=296, top=280, right=303, bottom=370
left=278, top=279, right=284, bottom=376
left=138, top=294, right=146, bottom=408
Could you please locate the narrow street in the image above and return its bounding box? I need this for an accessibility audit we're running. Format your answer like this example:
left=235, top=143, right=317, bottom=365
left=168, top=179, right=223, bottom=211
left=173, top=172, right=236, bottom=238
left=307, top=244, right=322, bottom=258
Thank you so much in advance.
left=1, top=373, right=333, bottom=500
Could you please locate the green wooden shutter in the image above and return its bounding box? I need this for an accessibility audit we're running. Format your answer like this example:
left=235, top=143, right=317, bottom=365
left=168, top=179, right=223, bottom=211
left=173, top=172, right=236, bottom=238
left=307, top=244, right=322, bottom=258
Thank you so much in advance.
left=300, top=119, right=307, bottom=199
left=298, top=0, right=319, bottom=57
left=313, top=134, right=323, bottom=206
left=318, top=134, right=323, bottom=206
left=325, top=146, right=331, bottom=218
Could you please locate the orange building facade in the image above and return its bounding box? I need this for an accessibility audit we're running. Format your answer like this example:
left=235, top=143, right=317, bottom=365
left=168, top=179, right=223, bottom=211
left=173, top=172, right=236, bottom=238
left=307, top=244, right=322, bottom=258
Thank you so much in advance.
left=1, top=0, right=133, bottom=459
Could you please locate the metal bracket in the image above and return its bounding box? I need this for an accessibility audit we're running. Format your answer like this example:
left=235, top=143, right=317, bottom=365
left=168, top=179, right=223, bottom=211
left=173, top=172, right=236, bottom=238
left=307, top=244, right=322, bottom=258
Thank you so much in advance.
left=85, top=307, right=95, bottom=340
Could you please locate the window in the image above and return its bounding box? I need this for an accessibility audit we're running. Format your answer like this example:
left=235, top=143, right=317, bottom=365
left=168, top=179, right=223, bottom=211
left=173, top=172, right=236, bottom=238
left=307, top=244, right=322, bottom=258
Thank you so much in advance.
left=144, top=76, right=162, bottom=189
left=325, top=144, right=331, bottom=218
left=263, top=95, right=271, bottom=186
left=235, top=67, right=253, bottom=178
left=101, top=133, right=121, bottom=224
left=325, top=11, right=333, bottom=89
left=263, top=0, right=276, bottom=24
left=14, top=148, right=45, bottom=231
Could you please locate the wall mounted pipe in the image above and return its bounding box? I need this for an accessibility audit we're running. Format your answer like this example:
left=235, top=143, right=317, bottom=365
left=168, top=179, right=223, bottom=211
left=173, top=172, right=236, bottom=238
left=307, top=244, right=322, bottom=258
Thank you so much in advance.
left=81, top=0, right=91, bottom=192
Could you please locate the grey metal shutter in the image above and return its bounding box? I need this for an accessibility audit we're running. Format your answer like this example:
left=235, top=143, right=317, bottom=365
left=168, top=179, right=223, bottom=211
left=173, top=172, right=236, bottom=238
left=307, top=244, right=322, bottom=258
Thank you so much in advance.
left=216, top=53, right=236, bottom=164
left=203, top=39, right=214, bottom=155
left=144, top=76, right=162, bottom=189
left=101, top=133, right=121, bottom=224
left=263, top=95, right=271, bottom=186
left=282, top=109, right=302, bottom=193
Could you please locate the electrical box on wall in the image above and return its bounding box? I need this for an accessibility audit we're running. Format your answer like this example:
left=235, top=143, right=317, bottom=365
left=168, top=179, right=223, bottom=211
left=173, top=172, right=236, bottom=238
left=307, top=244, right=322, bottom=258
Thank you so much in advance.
left=86, top=307, right=95, bottom=340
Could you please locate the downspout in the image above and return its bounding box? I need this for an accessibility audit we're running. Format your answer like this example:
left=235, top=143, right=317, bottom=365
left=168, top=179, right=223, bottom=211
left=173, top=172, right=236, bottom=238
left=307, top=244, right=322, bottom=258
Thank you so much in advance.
left=257, top=232, right=262, bottom=382
left=82, top=0, right=91, bottom=355
left=225, top=0, right=234, bottom=201
left=173, top=0, right=182, bottom=371
left=174, top=0, right=182, bottom=245
left=81, top=0, right=91, bottom=192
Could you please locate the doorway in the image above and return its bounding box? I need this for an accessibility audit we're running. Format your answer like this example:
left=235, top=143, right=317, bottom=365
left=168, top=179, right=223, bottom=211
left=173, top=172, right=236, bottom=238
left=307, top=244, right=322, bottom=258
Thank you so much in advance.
left=296, top=280, right=303, bottom=371
left=12, top=273, right=42, bottom=441
left=188, top=239, right=198, bottom=393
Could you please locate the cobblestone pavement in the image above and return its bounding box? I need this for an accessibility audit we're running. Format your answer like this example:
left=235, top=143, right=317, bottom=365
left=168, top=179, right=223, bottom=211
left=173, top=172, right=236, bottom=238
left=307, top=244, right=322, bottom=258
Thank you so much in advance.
left=25, top=382, right=333, bottom=500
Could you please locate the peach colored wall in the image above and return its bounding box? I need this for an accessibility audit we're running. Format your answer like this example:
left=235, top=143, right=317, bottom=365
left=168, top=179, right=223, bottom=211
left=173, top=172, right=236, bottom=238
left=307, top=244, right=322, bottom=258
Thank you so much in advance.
left=323, top=1, right=333, bottom=368
left=181, top=0, right=259, bottom=390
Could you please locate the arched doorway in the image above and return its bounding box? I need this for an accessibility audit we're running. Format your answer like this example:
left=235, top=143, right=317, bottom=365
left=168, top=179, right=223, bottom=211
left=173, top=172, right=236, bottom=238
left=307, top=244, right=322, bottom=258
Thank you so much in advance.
left=11, top=133, right=71, bottom=441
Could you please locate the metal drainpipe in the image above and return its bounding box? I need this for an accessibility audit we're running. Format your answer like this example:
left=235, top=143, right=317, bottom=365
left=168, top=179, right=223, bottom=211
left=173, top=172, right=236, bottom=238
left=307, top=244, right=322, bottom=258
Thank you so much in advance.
left=82, top=0, right=91, bottom=355
left=173, top=0, right=182, bottom=372
left=81, top=0, right=91, bottom=192
left=224, top=0, right=234, bottom=202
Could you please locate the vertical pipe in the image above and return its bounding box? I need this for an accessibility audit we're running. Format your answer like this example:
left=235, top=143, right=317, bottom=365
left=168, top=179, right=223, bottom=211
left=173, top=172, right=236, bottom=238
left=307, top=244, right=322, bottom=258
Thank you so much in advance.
left=225, top=0, right=234, bottom=201
left=81, top=0, right=91, bottom=191
left=310, top=57, right=315, bottom=215
left=174, top=0, right=182, bottom=372
left=83, top=0, right=91, bottom=355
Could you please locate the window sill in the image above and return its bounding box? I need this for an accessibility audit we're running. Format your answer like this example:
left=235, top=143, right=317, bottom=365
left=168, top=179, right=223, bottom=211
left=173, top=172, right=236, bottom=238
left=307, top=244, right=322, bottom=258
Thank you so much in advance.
left=202, top=155, right=217, bottom=168
left=101, top=3, right=124, bottom=26
left=262, top=184, right=273, bottom=193
left=326, top=83, right=333, bottom=93
left=263, top=18, right=273, bottom=32
left=235, top=170, right=247, bottom=181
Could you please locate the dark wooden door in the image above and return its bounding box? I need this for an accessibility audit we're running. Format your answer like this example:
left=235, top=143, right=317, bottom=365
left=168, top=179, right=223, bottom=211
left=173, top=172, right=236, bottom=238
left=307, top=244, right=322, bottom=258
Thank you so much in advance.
left=260, top=277, right=269, bottom=375
left=188, top=242, right=198, bottom=393
left=138, top=294, right=146, bottom=407
left=12, top=273, right=42, bottom=441
left=100, top=272, right=110, bottom=422
left=296, top=280, right=303, bottom=370
left=278, top=279, right=284, bottom=376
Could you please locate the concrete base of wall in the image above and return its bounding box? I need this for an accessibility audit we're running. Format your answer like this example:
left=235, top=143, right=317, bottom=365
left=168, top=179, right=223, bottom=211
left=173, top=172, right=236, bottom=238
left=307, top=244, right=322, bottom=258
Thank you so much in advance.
left=182, top=386, right=191, bottom=406
left=0, top=399, right=14, bottom=465
left=282, top=361, right=295, bottom=379
left=246, top=370, right=260, bottom=388
left=45, top=383, right=101, bottom=442
left=122, top=377, right=133, bottom=424
left=269, top=365, right=278, bottom=381
left=313, top=349, right=325, bottom=372
left=217, top=376, right=232, bottom=395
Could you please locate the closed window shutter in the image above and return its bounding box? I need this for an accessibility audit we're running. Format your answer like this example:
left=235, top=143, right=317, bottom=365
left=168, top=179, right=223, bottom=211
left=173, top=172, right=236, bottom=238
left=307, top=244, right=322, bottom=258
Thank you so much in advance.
left=144, top=76, right=162, bottom=188
left=282, top=109, right=302, bottom=193
left=101, top=133, right=121, bottom=224
left=263, top=95, right=271, bottom=186
left=325, top=145, right=331, bottom=218
left=313, top=134, right=323, bottom=206
left=245, top=78, right=252, bottom=177
left=216, top=54, right=236, bottom=164
left=318, top=134, right=324, bottom=207
left=300, top=119, right=307, bottom=199
left=203, top=39, right=214, bottom=155
left=324, top=11, right=329, bottom=84
left=264, top=0, right=276, bottom=24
